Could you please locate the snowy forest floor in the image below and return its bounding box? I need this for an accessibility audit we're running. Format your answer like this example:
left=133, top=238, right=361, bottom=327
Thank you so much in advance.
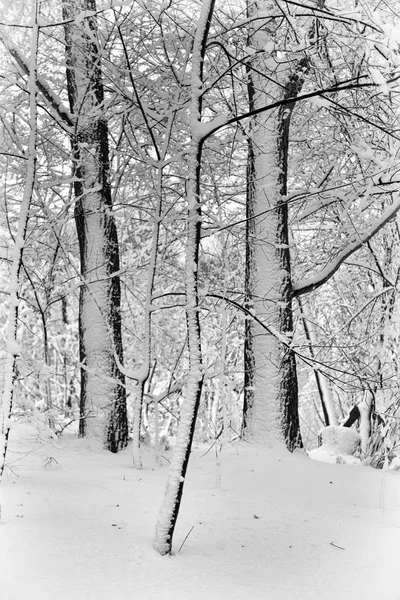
left=1, top=422, right=399, bottom=600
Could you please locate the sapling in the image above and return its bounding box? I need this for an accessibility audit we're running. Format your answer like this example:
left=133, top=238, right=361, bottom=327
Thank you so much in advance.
left=0, top=0, right=40, bottom=501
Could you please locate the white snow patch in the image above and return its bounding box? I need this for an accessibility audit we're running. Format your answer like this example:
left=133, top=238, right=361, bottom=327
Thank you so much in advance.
left=388, top=455, right=400, bottom=471
left=1, top=423, right=399, bottom=600
left=309, top=426, right=361, bottom=465
left=6, top=340, right=20, bottom=356
left=192, top=114, right=229, bottom=139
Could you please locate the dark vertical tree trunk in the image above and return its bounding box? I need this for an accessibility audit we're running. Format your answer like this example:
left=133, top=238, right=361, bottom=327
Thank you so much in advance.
left=275, top=74, right=305, bottom=450
left=242, top=134, right=256, bottom=434
left=63, top=0, right=128, bottom=451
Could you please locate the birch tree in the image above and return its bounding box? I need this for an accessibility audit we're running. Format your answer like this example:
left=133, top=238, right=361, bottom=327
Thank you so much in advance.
left=63, top=0, right=128, bottom=451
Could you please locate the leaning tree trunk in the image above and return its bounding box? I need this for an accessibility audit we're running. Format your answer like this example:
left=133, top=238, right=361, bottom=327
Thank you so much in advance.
left=153, top=0, right=215, bottom=556
left=63, top=0, right=128, bottom=451
left=242, top=0, right=304, bottom=449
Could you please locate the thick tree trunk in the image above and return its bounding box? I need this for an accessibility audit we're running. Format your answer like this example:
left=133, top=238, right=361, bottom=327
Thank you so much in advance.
left=242, top=0, right=302, bottom=449
left=63, top=0, right=128, bottom=451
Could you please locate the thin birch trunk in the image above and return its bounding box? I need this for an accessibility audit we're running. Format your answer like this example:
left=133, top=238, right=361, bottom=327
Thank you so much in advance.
left=116, top=25, right=164, bottom=468
left=298, top=296, right=337, bottom=426
left=132, top=168, right=163, bottom=469
left=0, top=0, right=39, bottom=507
left=153, top=0, right=215, bottom=556
left=218, top=303, right=228, bottom=438
left=215, top=232, right=229, bottom=440
left=63, top=0, right=128, bottom=451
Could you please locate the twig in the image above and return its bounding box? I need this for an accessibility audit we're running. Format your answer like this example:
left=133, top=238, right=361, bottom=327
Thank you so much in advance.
left=56, top=417, right=75, bottom=436
left=330, top=542, right=345, bottom=550
left=229, top=425, right=249, bottom=443
left=177, top=525, right=195, bottom=554
left=4, top=465, right=20, bottom=477
left=200, top=427, right=224, bottom=458
left=43, top=456, right=59, bottom=467
left=6, top=443, right=44, bottom=465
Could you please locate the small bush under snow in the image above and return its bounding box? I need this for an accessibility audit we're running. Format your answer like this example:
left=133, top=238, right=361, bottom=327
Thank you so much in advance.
left=309, top=426, right=361, bottom=465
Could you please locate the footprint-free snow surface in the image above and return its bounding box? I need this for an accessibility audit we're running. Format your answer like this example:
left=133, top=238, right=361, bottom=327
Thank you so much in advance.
left=1, top=422, right=399, bottom=600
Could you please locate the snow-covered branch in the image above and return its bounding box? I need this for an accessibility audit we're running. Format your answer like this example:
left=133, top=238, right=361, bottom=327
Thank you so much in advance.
left=198, top=77, right=376, bottom=143
left=0, top=28, right=73, bottom=130
left=293, top=196, right=400, bottom=296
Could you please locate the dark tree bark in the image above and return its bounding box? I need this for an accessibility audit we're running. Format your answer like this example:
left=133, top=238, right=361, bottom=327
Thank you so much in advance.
left=242, top=0, right=305, bottom=450
left=342, top=405, right=361, bottom=428
left=63, top=0, right=128, bottom=451
left=242, top=134, right=256, bottom=434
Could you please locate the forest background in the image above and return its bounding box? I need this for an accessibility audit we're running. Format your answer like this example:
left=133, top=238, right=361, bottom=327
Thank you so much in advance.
left=0, top=0, right=400, bottom=555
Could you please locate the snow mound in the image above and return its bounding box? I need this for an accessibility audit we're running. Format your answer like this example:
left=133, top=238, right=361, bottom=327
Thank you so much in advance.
left=388, top=455, right=400, bottom=471
left=1, top=423, right=400, bottom=600
left=309, top=425, right=361, bottom=465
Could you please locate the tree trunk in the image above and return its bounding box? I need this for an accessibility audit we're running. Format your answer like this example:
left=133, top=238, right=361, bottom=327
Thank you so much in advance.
left=242, top=133, right=256, bottom=434
left=132, top=163, right=164, bottom=468
left=0, top=0, right=39, bottom=499
left=63, top=0, right=128, bottom=451
left=243, top=0, right=303, bottom=449
left=298, top=295, right=337, bottom=426
left=153, top=0, right=215, bottom=556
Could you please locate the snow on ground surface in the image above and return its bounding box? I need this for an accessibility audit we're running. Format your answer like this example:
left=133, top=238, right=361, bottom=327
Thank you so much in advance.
left=1, top=421, right=399, bottom=600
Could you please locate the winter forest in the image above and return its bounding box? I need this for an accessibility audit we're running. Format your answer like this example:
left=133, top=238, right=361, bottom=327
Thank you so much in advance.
left=1, top=0, right=400, bottom=597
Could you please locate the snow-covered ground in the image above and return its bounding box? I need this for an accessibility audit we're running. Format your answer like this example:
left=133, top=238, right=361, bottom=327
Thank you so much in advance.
left=1, top=422, right=399, bottom=600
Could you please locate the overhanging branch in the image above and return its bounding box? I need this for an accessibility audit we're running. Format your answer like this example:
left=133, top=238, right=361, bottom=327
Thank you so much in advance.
left=293, top=196, right=400, bottom=296
left=0, top=29, right=73, bottom=130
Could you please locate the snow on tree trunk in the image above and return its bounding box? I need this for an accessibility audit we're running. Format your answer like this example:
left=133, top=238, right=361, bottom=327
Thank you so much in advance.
left=243, top=0, right=304, bottom=449
left=153, top=0, right=215, bottom=556
left=63, top=0, right=128, bottom=451
left=359, top=391, right=373, bottom=457
left=0, top=0, right=39, bottom=501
